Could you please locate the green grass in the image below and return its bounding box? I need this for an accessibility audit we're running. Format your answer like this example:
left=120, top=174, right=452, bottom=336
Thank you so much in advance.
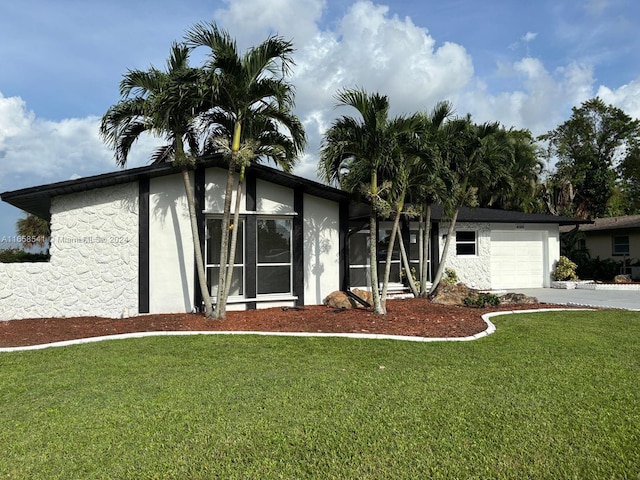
left=0, top=310, right=639, bottom=479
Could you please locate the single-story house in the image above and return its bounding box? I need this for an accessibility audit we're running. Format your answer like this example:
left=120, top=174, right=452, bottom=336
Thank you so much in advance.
left=0, top=156, right=584, bottom=320
left=560, top=215, right=640, bottom=274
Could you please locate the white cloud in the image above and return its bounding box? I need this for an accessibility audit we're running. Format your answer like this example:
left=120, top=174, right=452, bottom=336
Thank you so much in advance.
left=0, top=91, right=160, bottom=192
left=597, top=79, right=640, bottom=120
left=522, top=32, right=538, bottom=42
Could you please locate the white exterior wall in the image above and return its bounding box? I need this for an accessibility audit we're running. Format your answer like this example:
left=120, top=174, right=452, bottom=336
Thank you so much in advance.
left=438, top=222, right=492, bottom=289
left=204, top=168, right=243, bottom=213
left=256, top=180, right=294, bottom=213
left=148, top=173, right=195, bottom=313
left=438, top=222, right=560, bottom=290
left=303, top=194, right=340, bottom=304
left=0, top=183, right=139, bottom=320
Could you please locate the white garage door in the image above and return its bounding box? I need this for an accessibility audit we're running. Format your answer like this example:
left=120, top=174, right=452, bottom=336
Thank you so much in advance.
left=490, top=231, right=545, bottom=289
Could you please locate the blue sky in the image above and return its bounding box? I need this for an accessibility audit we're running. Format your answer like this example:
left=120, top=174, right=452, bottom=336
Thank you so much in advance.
left=1, top=0, right=639, bottom=242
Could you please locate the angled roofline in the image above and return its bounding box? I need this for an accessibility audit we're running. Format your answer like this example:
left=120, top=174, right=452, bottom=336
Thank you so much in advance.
left=0, top=155, right=352, bottom=219
left=348, top=202, right=591, bottom=226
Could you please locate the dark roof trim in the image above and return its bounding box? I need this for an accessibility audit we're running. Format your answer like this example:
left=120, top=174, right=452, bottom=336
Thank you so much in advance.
left=0, top=155, right=352, bottom=219
left=349, top=202, right=590, bottom=226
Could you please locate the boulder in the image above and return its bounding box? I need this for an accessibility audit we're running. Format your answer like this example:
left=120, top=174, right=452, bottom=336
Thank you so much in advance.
left=614, top=274, right=632, bottom=284
left=431, top=283, right=479, bottom=306
left=323, top=291, right=357, bottom=309
left=351, top=288, right=373, bottom=306
left=499, top=292, right=538, bottom=304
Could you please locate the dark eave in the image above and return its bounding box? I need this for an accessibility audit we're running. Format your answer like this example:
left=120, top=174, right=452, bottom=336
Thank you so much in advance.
left=349, top=202, right=590, bottom=226
left=0, top=155, right=352, bottom=220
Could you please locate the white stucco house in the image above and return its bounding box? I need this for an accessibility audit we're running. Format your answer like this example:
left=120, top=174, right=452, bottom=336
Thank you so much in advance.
left=0, top=156, right=583, bottom=320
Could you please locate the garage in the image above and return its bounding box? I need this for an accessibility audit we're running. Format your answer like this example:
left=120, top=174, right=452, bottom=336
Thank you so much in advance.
left=490, top=230, right=546, bottom=289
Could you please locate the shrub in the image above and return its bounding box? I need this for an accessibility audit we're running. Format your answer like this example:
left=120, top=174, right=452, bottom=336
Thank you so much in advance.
left=464, top=293, right=501, bottom=308
left=0, top=248, right=50, bottom=263
left=443, top=268, right=459, bottom=285
left=552, top=256, right=578, bottom=281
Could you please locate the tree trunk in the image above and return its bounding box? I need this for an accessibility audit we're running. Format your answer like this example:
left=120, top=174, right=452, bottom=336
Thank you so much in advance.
left=223, top=164, right=245, bottom=302
left=214, top=121, right=242, bottom=319
left=369, top=170, right=385, bottom=315
left=397, top=228, right=419, bottom=297
left=428, top=207, right=459, bottom=296
left=380, top=199, right=403, bottom=311
left=181, top=167, right=213, bottom=317
left=419, top=203, right=432, bottom=297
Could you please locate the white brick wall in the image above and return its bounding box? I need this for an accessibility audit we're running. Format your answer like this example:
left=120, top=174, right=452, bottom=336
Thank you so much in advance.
left=0, top=183, right=139, bottom=320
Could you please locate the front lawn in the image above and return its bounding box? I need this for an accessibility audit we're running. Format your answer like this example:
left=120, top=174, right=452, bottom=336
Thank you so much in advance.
left=0, top=310, right=638, bottom=479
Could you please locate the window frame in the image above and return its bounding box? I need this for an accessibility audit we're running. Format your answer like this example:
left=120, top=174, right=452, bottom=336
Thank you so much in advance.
left=612, top=235, right=630, bottom=256
left=256, top=216, right=293, bottom=296
left=205, top=216, right=245, bottom=299
left=455, top=230, right=477, bottom=256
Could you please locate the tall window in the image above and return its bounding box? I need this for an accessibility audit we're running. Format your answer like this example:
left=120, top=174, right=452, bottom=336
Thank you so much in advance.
left=349, top=231, right=370, bottom=288
left=257, top=218, right=292, bottom=294
left=377, top=228, right=401, bottom=283
left=456, top=231, right=477, bottom=256
left=612, top=235, right=630, bottom=256
left=206, top=218, right=244, bottom=297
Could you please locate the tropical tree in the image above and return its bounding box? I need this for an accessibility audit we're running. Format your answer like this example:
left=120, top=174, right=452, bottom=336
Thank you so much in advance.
left=185, top=22, right=306, bottom=319
left=408, top=102, right=455, bottom=296
left=16, top=214, right=50, bottom=250
left=539, top=97, right=640, bottom=218
left=429, top=118, right=513, bottom=295
left=319, top=88, right=418, bottom=315
left=476, top=128, right=543, bottom=213
left=100, top=43, right=214, bottom=316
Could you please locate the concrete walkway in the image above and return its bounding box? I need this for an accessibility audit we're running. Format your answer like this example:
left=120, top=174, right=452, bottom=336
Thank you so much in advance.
left=504, top=288, right=640, bottom=311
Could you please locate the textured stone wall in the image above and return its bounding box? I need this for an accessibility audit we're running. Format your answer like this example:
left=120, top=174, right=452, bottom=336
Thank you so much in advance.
left=438, top=222, right=491, bottom=290
left=0, top=183, right=139, bottom=320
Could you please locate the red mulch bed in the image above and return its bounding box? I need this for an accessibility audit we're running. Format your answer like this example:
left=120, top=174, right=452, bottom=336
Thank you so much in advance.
left=0, top=298, right=564, bottom=348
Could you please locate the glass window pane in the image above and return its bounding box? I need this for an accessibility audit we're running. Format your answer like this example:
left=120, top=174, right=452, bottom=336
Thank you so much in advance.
left=350, top=232, right=369, bottom=265
left=258, top=219, right=291, bottom=263
left=456, top=243, right=476, bottom=256
left=257, top=266, right=290, bottom=294
left=457, top=231, right=476, bottom=242
left=208, top=266, right=243, bottom=296
left=350, top=266, right=370, bottom=288
left=206, top=219, right=243, bottom=265
left=613, top=236, right=630, bottom=255
left=378, top=262, right=401, bottom=283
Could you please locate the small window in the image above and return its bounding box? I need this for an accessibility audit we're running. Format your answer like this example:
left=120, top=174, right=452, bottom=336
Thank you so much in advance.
left=612, top=235, right=630, bottom=256
left=456, top=231, right=476, bottom=256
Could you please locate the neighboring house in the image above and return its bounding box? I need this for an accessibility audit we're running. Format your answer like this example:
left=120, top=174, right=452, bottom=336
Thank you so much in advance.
left=0, top=156, right=584, bottom=320
left=560, top=214, right=640, bottom=270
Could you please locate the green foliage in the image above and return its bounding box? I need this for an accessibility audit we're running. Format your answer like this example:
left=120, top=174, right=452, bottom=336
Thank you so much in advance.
left=576, top=256, right=626, bottom=282
left=463, top=292, right=501, bottom=308
left=0, top=248, right=49, bottom=263
left=540, top=97, right=640, bottom=218
left=552, top=255, right=579, bottom=281
left=1, top=311, right=639, bottom=478
left=442, top=268, right=459, bottom=285
left=15, top=214, right=50, bottom=250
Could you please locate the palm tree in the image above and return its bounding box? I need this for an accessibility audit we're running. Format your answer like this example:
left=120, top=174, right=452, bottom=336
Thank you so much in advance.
left=16, top=214, right=50, bottom=250
left=100, top=43, right=213, bottom=316
left=428, top=118, right=513, bottom=295
left=185, top=22, right=306, bottom=320
left=319, top=88, right=417, bottom=315
left=409, top=102, right=455, bottom=296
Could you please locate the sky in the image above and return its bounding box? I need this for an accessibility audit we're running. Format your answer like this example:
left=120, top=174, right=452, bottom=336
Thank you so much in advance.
left=1, top=0, right=639, bottom=242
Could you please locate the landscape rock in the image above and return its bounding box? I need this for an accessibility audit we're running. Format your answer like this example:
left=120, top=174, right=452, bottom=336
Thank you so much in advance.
left=499, top=292, right=539, bottom=304
left=614, top=274, right=632, bottom=283
left=323, top=291, right=357, bottom=309
left=430, top=283, right=479, bottom=306
left=351, top=288, right=373, bottom=306
left=323, top=289, right=374, bottom=309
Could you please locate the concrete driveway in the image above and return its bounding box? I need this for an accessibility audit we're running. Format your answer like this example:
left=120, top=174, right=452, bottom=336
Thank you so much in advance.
left=504, top=288, right=640, bottom=311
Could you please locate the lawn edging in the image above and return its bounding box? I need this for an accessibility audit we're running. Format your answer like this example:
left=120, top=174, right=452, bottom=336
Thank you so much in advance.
left=0, top=308, right=594, bottom=353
